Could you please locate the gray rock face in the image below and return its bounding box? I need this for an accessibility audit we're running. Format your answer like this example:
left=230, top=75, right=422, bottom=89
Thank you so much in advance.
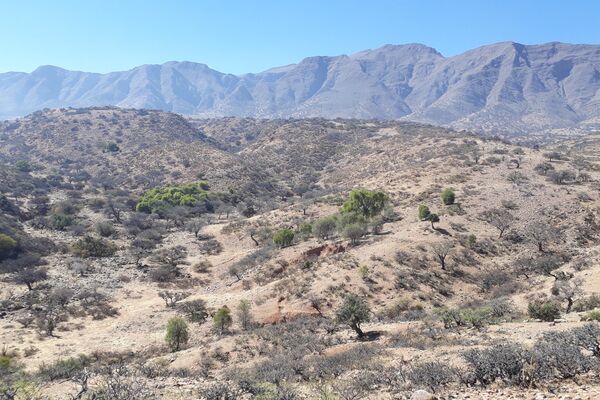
left=1, top=42, right=599, bottom=135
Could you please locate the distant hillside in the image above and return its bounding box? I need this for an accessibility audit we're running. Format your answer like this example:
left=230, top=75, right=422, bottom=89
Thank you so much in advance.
left=1, top=42, right=600, bottom=136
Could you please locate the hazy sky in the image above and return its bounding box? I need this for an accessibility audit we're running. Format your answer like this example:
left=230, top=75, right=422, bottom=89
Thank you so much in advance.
left=2, top=0, right=598, bottom=74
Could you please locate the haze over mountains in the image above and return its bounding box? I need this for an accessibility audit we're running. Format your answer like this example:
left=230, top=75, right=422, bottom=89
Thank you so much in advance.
left=1, top=41, right=599, bottom=136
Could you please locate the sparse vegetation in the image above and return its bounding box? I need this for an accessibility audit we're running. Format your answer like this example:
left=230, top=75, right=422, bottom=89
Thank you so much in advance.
left=1, top=110, right=600, bottom=399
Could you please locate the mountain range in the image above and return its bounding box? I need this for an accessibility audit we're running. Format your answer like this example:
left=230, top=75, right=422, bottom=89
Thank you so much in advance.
left=1, top=42, right=599, bottom=136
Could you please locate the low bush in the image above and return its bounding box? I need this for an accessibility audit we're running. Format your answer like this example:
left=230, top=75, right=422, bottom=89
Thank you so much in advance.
left=408, top=361, right=456, bottom=391
left=441, top=188, right=455, bottom=205
left=273, top=228, right=294, bottom=248
left=37, top=355, right=90, bottom=381
left=581, top=310, right=600, bottom=322
left=95, top=221, right=116, bottom=237
left=48, top=213, right=76, bottom=230
left=528, top=300, right=561, bottom=321
left=71, top=236, right=116, bottom=258
left=463, top=344, right=528, bottom=386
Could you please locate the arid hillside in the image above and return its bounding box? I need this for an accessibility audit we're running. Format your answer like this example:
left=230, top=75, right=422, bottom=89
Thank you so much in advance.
left=1, top=109, right=600, bottom=399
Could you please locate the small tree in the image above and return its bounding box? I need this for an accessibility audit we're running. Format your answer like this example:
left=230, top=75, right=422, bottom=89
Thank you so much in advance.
left=185, top=218, right=204, bottom=239
left=165, top=317, right=189, bottom=352
left=213, top=306, right=232, bottom=335
left=273, top=228, right=294, bottom=248
left=336, top=294, right=370, bottom=338
left=428, top=213, right=440, bottom=229
left=15, top=267, right=48, bottom=290
left=342, top=223, right=367, bottom=245
left=178, top=299, right=209, bottom=324
left=236, top=300, right=253, bottom=331
left=313, top=216, right=337, bottom=240
left=104, top=198, right=128, bottom=223
left=431, top=241, right=453, bottom=270
left=552, top=278, right=582, bottom=313
left=441, top=188, right=455, bottom=205
left=228, top=264, right=243, bottom=281
left=480, top=208, right=514, bottom=238
left=525, top=222, right=559, bottom=252
left=418, top=205, right=431, bottom=221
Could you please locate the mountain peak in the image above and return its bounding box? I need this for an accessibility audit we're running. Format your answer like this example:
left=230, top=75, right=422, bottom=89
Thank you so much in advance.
left=1, top=42, right=599, bottom=136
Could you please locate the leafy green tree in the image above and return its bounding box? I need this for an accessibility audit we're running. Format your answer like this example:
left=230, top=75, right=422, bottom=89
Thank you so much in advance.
left=136, top=182, right=212, bottom=213
left=441, top=188, right=455, bottom=205
left=336, top=294, right=370, bottom=338
left=0, top=233, right=17, bottom=260
left=341, top=189, right=388, bottom=218
left=418, top=205, right=431, bottom=221
left=165, top=317, right=189, bottom=351
left=273, top=228, right=295, bottom=248
left=213, top=306, right=233, bottom=335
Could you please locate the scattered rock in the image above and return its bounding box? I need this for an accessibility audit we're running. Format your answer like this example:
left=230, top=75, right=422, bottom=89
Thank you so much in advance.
left=411, top=389, right=436, bottom=400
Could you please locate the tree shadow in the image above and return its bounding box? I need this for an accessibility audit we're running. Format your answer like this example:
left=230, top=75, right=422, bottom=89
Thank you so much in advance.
left=433, top=227, right=451, bottom=236
left=358, top=330, right=383, bottom=341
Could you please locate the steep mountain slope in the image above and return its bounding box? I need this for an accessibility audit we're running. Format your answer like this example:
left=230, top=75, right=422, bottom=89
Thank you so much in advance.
left=0, top=42, right=599, bottom=136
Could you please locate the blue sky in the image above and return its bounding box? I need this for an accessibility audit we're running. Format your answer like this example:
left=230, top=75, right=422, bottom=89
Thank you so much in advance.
left=1, top=0, right=598, bottom=74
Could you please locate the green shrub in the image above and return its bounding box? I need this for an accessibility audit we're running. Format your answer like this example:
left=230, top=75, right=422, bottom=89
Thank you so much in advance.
left=297, top=222, right=312, bottom=236
left=15, top=160, right=32, bottom=172
left=213, top=306, right=233, bottom=335
left=437, top=306, right=493, bottom=329
left=461, top=307, right=492, bottom=329
left=441, top=188, right=455, bottom=205
left=341, top=189, right=388, bottom=218
left=165, top=317, right=189, bottom=352
left=581, top=310, right=600, bottom=322
left=48, top=214, right=76, bottom=231
left=71, top=236, right=116, bottom=258
left=0, top=355, right=11, bottom=370
left=528, top=301, right=561, bottom=321
left=136, top=182, right=213, bottom=213
left=0, top=233, right=17, bottom=260
left=273, top=228, right=295, bottom=248
left=418, top=205, right=431, bottom=220
left=103, top=142, right=120, bottom=152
